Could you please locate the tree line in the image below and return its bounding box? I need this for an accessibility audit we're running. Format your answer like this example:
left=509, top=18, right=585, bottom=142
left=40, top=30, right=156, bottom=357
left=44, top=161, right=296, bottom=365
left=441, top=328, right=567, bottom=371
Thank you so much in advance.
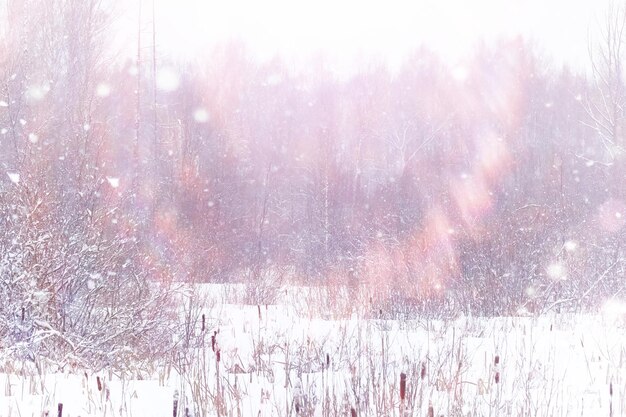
left=1, top=0, right=626, bottom=366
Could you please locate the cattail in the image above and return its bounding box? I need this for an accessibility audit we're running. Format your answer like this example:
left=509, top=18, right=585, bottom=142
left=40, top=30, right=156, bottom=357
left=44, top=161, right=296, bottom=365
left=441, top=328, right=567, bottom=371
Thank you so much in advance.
left=201, top=314, right=205, bottom=332
left=427, top=403, right=434, bottom=417
left=421, top=362, right=426, bottom=380
left=211, top=331, right=216, bottom=352
left=400, top=372, right=407, bottom=400
left=96, top=376, right=102, bottom=392
left=351, top=407, right=357, bottom=417
left=173, top=390, right=179, bottom=417
left=326, top=353, right=330, bottom=369
left=258, top=304, right=262, bottom=320
left=494, top=355, right=500, bottom=384
left=57, top=403, right=63, bottom=417
left=610, top=380, right=614, bottom=417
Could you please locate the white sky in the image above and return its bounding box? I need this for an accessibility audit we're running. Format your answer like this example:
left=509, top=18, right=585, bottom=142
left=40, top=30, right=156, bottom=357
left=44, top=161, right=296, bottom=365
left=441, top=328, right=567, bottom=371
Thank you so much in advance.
left=123, top=0, right=614, bottom=73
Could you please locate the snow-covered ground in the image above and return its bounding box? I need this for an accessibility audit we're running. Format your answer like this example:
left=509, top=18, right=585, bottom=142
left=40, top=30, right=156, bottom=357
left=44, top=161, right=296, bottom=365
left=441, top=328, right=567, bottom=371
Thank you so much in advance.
left=1, top=284, right=625, bottom=417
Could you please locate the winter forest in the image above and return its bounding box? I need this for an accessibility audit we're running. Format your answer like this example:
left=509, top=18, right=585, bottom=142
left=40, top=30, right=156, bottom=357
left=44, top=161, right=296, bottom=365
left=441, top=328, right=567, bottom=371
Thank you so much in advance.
left=3, top=0, right=626, bottom=416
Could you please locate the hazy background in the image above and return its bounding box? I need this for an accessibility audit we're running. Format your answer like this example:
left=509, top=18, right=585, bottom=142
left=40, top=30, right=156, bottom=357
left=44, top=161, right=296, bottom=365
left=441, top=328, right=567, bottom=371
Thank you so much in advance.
left=1, top=1, right=626, bottom=363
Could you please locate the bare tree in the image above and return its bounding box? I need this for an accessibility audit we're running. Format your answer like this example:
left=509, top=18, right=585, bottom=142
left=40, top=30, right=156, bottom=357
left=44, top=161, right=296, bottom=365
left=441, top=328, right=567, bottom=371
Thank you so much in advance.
left=586, top=1, right=626, bottom=161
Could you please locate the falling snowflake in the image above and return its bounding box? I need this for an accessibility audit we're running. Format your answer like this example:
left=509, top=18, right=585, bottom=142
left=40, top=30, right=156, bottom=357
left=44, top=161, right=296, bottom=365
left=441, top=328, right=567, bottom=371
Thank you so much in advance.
left=564, top=240, right=577, bottom=252
left=0, top=101, right=8, bottom=107
left=26, top=84, right=50, bottom=101
left=546, top=263, right=566, bottom=280
left=7, top=172, right=19, bottom=184
left=96, top=83, right=111, bottom=97
left=193, top=108, right=209, bottom=123
left=28, top=133, right=38, bottom=144
left=106, top=177, right=120, bottom=188
left=156, top=68, right=180, bottom=92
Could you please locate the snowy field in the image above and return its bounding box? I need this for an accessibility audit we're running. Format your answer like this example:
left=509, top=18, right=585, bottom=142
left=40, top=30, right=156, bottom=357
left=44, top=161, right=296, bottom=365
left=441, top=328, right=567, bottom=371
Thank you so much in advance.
left=1, top=284, right=625, bottom=417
